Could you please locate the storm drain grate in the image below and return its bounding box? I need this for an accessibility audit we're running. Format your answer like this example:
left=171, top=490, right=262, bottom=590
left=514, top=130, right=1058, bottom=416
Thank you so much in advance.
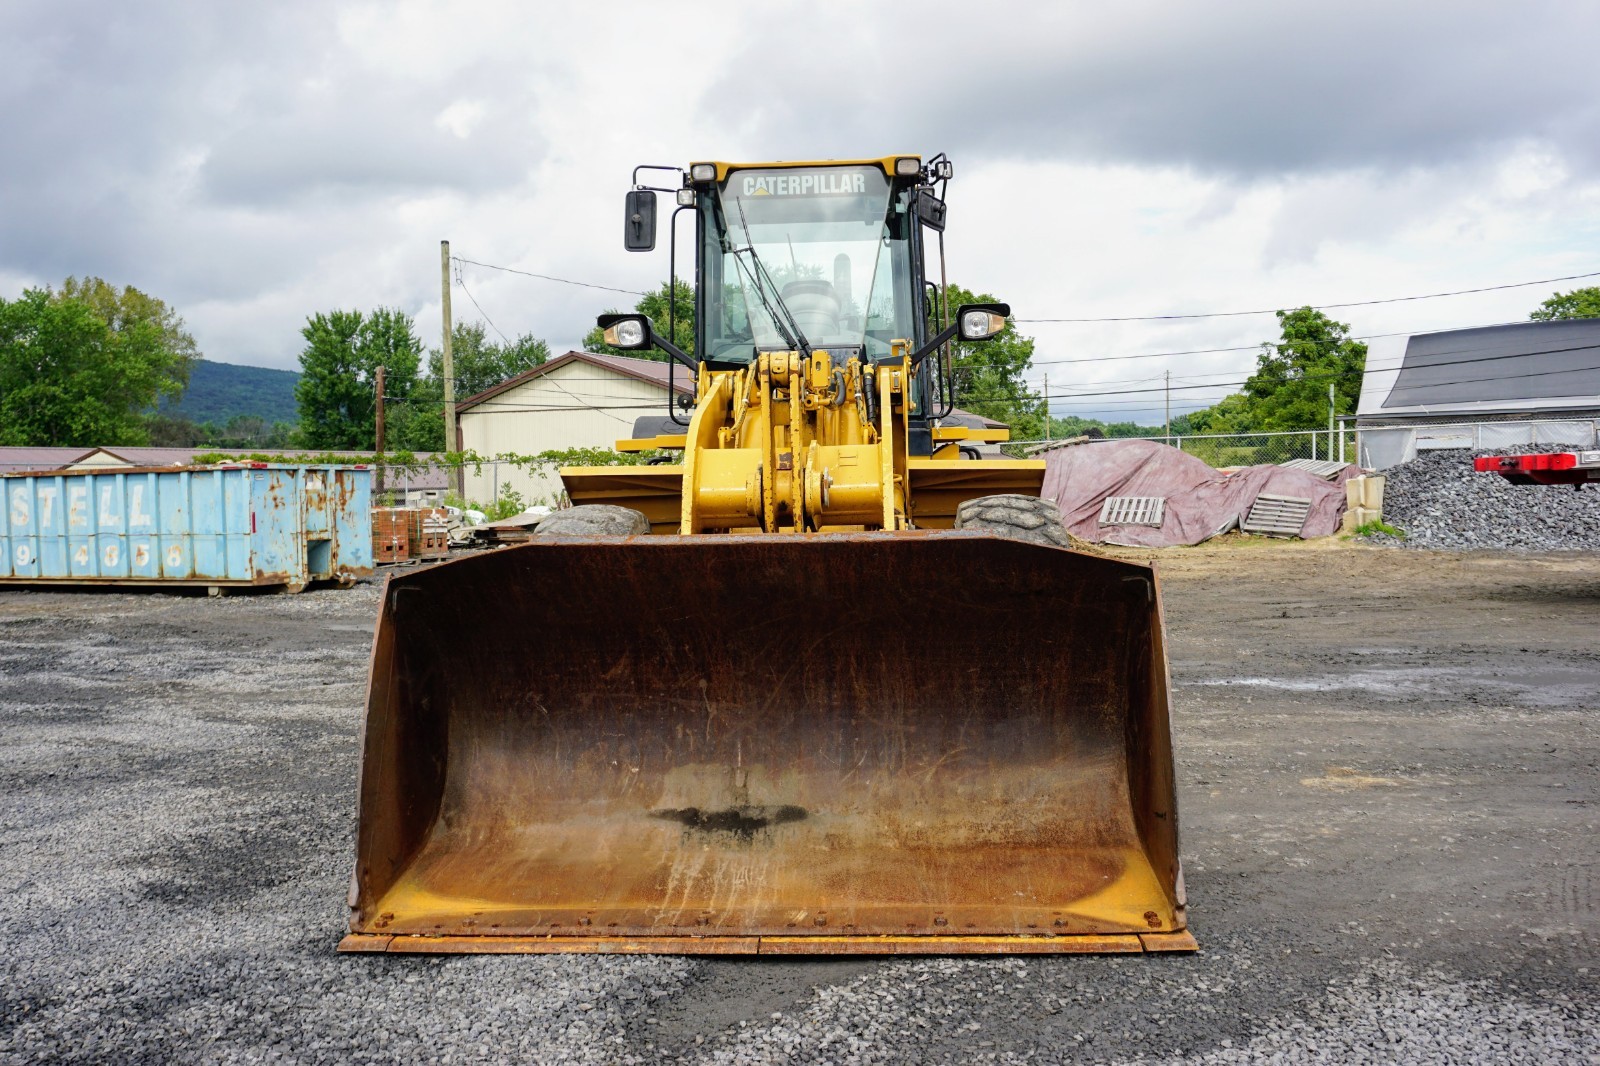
left=1098, top=496, right=1166, bottom=527
left=1280, top=458, right=1349, bottom=480
left=1241, top=493, right=1313, bottom=536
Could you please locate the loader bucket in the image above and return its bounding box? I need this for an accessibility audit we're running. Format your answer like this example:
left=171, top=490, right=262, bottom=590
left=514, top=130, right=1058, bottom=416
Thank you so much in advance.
left=341, top=531, right=1192, bottom=955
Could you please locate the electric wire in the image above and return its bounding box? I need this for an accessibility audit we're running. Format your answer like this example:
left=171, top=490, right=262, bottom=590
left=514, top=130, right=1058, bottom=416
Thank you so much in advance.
left=1013, top=269, right=1600, bottom=323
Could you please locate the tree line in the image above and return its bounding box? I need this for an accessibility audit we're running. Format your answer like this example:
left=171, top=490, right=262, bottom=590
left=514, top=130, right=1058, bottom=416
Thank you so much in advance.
left=2, top=276, right=1596, bottom=450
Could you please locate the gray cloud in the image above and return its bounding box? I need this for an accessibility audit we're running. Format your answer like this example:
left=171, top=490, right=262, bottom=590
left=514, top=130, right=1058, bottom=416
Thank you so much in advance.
left=3, top=0, right=1598, bottom=387
left=704, top=2, right=1600, bottom=178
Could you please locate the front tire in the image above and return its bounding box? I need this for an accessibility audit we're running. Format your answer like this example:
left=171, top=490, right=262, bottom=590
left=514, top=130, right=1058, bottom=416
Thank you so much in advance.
left=534, top=505, right=651, bottom=537
left=954, top=494, right=1072, bottom=549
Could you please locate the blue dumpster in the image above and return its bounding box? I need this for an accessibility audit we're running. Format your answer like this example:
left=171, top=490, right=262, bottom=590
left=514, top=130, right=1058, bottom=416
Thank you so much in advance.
left=0, top=464, right=373, bottom=591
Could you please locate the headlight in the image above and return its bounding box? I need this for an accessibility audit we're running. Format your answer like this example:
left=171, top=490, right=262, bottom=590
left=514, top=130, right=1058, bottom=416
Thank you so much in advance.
left=894, top=156, right=921, bottom=176
left=603, top=318, right=648, bottom=349
left=690, top=163, right=717, bottom=182
left=960, top=310, right=1005, bottom=340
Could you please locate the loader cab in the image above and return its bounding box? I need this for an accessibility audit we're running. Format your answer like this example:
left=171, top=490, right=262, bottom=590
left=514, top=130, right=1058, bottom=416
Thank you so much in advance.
left=689, top=158, right=948, bottom=454
left=613, top=156, right=984, bottom=456
left=692, top=161, right=926, bottom=367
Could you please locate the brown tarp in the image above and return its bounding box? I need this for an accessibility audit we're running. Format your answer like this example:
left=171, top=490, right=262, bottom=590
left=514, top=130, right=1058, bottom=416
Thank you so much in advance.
left=1040, top=439, right=1359, bottom=547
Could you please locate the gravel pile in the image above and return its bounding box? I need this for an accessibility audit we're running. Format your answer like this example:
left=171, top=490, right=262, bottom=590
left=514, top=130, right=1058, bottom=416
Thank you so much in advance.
left=1364, top=443, right=1600, bottom=550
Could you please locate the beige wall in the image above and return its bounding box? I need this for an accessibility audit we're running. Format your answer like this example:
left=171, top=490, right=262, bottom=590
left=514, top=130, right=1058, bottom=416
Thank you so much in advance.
left=458, top=360, right=670, bottom=508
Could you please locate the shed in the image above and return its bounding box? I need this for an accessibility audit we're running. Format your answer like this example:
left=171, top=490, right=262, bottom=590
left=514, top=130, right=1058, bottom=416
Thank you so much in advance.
left=455, top=351, right=695, bottom=508
left=1355, top=319, right=1600, bottom=468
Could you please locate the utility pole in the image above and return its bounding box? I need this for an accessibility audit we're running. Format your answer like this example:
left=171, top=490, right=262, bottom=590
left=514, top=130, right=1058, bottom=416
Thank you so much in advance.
left=1164, top=370, right=1171, bottom=443
left=374, top=364, right=386, bottom=499
left=441, top=240, right=459, bottom=496
left=1043, top=374, right=1051, bottom=442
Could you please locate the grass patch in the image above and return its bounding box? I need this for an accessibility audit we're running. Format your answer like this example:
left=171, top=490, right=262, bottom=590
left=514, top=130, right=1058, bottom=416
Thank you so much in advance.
left=1352, top=519, right=1405, bottom=539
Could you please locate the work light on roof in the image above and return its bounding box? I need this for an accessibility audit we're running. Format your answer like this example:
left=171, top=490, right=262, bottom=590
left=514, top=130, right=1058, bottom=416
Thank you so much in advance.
left=894, top=156, right=921, bottom=176
left=690, top=163, right=717, bottom=182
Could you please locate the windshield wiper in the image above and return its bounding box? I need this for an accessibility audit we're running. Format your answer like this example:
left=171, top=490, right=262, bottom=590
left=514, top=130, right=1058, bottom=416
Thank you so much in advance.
left=726, top=196, right=813, bottom=359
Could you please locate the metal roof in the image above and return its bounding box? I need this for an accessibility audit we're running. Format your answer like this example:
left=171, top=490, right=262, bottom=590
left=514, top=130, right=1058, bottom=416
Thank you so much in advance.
left=1358, top=319, right=1600, bottom=422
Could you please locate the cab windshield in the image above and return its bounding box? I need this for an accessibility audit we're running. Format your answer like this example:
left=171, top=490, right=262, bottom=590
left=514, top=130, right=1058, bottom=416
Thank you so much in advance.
left=699, top=165, right=917, bottom=364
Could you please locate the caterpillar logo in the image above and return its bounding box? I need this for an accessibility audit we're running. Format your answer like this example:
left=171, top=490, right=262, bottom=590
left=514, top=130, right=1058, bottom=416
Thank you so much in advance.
left=741, top=171, right=868, bottom=197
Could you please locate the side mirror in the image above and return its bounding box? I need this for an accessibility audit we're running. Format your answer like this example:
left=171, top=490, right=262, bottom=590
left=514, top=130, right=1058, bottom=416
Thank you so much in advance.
left=623, top=189, right=657, bottom=252
left=598, top=313, right=651, bottom=350
left=915, top=187, right=947, bottom=232
left=955, top=303, right=1010, bottom=341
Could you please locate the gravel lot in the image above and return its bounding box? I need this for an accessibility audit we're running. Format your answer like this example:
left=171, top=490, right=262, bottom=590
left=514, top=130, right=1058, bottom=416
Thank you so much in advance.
left=1, top=543, right=1596, bottom=1064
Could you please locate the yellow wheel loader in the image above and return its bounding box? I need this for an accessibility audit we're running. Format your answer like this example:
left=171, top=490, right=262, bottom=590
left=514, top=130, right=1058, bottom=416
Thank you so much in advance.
left=341, top=156, right=1193, bottom=956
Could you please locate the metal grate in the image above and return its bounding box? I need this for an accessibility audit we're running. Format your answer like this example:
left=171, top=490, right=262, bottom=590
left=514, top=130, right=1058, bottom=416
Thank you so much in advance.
left=1241, top=494, right=1313, bottom=537
left=1279, top=458, right=1349, bottom=480
left=1098, top=496, right=1166, bottom=527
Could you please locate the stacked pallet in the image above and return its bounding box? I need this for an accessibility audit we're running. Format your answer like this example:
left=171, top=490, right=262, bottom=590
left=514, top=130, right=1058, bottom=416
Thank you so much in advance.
left=371, top=509, right=410, bottom=565
left=408, top=508, right=450, bottom=560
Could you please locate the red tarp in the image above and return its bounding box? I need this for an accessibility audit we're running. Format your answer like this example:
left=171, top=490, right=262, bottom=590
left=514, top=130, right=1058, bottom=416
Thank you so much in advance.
left=1040, top=439, right=1359, bottom=547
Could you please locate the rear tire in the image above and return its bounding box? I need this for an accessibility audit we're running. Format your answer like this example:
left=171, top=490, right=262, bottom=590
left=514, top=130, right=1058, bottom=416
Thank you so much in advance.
left=954, top=494, right=1072, bottom=549
left=534, top=504, right=651, bottom=537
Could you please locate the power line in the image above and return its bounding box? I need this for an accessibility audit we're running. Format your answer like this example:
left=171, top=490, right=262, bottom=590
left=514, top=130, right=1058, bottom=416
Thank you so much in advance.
left=454, top=270, right=511, bottom=344
left=1014, top=269, right=1600, bottom=323
left=452, top=256, right=648, bottom=297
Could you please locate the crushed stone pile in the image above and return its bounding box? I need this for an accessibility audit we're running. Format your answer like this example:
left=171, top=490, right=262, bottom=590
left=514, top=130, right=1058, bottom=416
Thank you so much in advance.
left=1366, top=443, right=1600, bottom=551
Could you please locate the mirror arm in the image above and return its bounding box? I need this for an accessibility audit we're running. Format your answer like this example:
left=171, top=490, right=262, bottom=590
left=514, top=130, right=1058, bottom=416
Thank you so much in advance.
left=646, top=321, right=698, bottom=372
left=908, top=323, right=960, bottom=369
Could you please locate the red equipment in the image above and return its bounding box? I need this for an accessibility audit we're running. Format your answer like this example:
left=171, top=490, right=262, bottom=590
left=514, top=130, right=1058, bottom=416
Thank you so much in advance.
left=1475, top=450, right=1600, bottom=487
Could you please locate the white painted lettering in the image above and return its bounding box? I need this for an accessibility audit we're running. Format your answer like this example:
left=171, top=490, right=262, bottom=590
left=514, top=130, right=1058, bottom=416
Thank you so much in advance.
left=74, top=545, right=89, bottom=567
left=130, top=484, right=151, bottom=528
left=38, top=486, right=56, bottom=529
left=134, top=542, right=150, bottom=567
left=103, top=542, right=119, bottom=568
left=166, top=545, right=184, bottom=569
left=99, top=484, right=120, bottom=525
left=68, top=485, right=88, bottom=527
left=14, top=544, right=32, bottom=566
left=10, top=488, right=28, bottom=528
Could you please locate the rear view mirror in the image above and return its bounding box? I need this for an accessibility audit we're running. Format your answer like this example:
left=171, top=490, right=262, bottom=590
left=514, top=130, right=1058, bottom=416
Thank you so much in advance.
left=624, top=189, right=657, bottom=252
left=915, top=187, right=947, bottom=232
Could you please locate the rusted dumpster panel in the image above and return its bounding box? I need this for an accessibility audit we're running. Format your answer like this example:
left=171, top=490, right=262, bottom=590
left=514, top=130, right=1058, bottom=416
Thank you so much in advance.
left=0, top=464, right=372, bottom=591
left=345, top=531, right=1189, bottom=954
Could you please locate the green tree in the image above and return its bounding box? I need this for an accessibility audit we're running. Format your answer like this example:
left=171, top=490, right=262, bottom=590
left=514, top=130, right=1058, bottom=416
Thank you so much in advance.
left=0, top=286, right=194, bottom=446
left=58, top=276, right=199, bottom=373
left=938, top=283, right=1041, bottom=433
left=295, top=307, right=422, bottom=449
left=426, top=321, right=550, bottom=398
left=1530, top=286, right=1600, bottom=321
left=383, top=322, right=553, bottom=452
left=584, top=280, right=695, bottom=360
left=1240, top=307, right=1366, bottom=431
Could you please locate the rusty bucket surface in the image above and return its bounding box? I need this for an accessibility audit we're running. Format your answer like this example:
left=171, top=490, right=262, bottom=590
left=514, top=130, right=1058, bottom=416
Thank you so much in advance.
left=342, top=531, right=1191, bottom=955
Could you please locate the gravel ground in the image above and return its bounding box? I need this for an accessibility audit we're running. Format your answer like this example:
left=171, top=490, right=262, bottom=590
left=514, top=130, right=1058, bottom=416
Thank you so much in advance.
left=1363, top=444, right=1600, bottom=551
left=1, top=544, right=1596, bottom=1064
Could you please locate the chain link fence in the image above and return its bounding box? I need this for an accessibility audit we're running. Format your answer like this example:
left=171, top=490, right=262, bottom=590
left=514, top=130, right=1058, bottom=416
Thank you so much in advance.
left=1006, top=428, right=1358, bottom=467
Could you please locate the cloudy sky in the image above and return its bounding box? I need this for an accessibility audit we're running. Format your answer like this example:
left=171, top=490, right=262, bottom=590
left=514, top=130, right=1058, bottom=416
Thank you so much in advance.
left=4, top=1, right=1598, bottom=423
